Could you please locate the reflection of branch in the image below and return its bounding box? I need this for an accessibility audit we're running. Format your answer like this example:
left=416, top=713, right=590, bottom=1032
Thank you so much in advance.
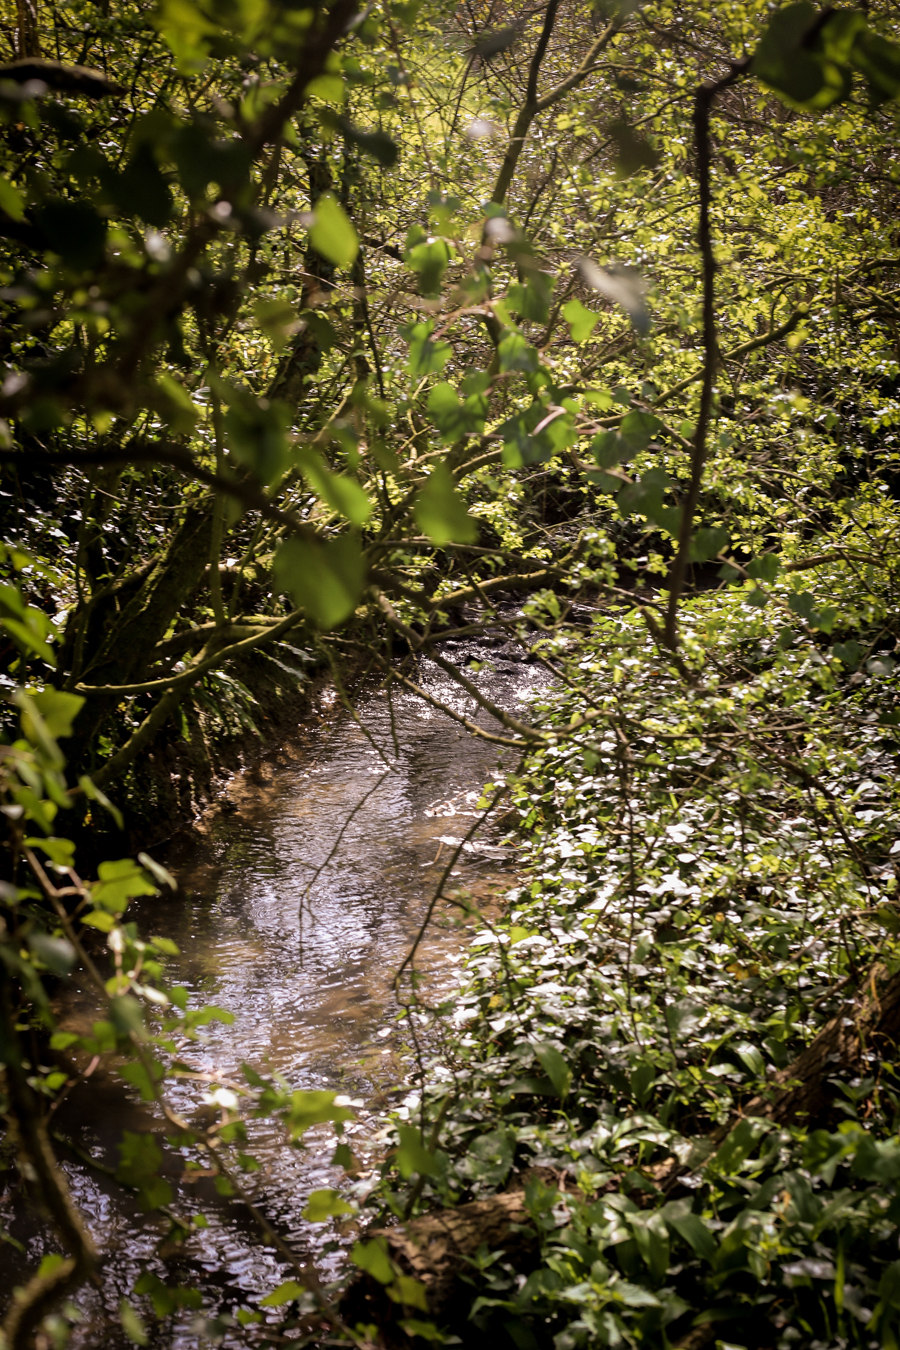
left=375, top=592, right=546, bottom=743
left=300, top=769, right=393, bottom=915
left=394, top=774, right=514, bottom=987
left=361, top=646, right=528, bottom=749
left=664, top=59, right=751, bottom=649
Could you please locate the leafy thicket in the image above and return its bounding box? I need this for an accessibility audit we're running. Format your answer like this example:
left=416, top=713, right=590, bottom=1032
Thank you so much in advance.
left=2, top=0, right=900, bottom=1346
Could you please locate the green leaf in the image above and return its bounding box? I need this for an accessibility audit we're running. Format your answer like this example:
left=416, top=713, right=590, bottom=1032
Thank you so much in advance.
left=79, top=775, right=124, bottom=830
left=627, top=1210, right=670, bottom=1282
left=734, top=1041, right=765, bottom=1077
left=562, top=298, right=600, bottom=343
left=534, top=1043, right=571, bottom=1099
left=260, top=1280, right=305, bottom=1308
left=93, top=859, right=158, bottom=913
left=137, top=852, right=177, bottom=891
left=620, top=410, right=662, bottom=450
left=710, top=1118, right=771, bottom=1176
left=120, top=1060, right=160, bottom=1103
left=788, top=590, right=816, bottom=621
left=19, top=689, right=83, bottom=743
left=109, top=995, right=146, bottom=1038
left=284, top=1088, right=353, bottom=1140
left=414, top=463, right=477, bottom=545
left=607, top=119, right=660, bottom=177
left=49, top=1031, right=80, bottom=1050
left=0, top=176, right=25, bottom=222
left=832, top=639, right=863, bottom=668
left=296, top=447, right=372, bottom=525
left=463, top=1128, right=514, bottom=1186
left=120, top=1295, right=150, bottom=1346
left=273, top=534, right=366, bottom=630
left=662, top=1202, right=718, bottom=1262
left=335, top=117, right=399, bottom=166
left=225, top=393, right=290, bottom=487
left=752, top=2, right=856, bottom=109
left=854, top=28, right=900, bottom=105
left=689, top=527, right=729, bottom=562
left=27, top=931, right=75, bottom=975
left=309, top=194, right=359, bottom=268
left=405, top=321, right=452, bottom=375
left=253, top=298, right=301, bottom=351
left=508, top=272, right=553, bottom=324
left=387, top=1274, right=429, bottom=1310
left=351, top=1237, right=394, bottom=1284
left=498, top=331, right=539, bottom=373
left=81, top=909, right=116, bottom=932
left=426, top=382, right=487, bottom=443
left=24, top=835, right=75, bottom=868
left=395, top=1125, right=439, bottom=1179
left=617, top=467, right=680, bottom=535
left=302, top=1188, right=354, bottom=1221
left=105, top=143, right=173, bottom=227
left=407, top=238, right=451, bottom=297
left=747, top=553, right=782, bottom=583
left=117, top=1130, right=172, bottom=1210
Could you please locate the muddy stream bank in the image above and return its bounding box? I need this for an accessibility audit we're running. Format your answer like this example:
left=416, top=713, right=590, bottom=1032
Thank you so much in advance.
left=2, top=639, right=547, bottom=1347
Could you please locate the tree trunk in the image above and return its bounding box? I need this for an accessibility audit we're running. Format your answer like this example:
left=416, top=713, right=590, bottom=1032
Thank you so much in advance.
left=15, top=0, right=41, bottom=56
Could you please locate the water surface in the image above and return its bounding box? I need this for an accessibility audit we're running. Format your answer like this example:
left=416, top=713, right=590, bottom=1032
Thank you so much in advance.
left=2, top=642, right=544, bottom=1345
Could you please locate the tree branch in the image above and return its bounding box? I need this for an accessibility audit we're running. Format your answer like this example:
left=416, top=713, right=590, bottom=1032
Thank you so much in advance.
left=663, top=59, right=751, bottom=649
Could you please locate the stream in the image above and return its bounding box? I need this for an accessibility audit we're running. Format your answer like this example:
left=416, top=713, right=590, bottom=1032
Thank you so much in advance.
left=2, top=638, right=546, bottom=1347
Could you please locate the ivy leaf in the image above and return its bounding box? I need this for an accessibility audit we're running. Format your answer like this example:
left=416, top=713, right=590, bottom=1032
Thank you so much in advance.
left=296, top=447, right=372, bottom=525
left=752, top=3, right=854, bottom=109
left=689, top=526, right=729, bottom=562
left=20, top=689, right=84, bottom=741
left=498, top=331, right=540, bottom=373
left=426, top=382, right=487, bottom=443
left=607, top=119, right=660, bottom=177
left=747, top=553, right=782, bottom=583
left=116, top=1130, right=172, bottom=1210
left=225, top=392, right=290, bottom=486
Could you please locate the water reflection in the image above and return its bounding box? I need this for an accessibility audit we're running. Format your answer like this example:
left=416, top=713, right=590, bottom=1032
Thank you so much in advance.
left=2, top=646, right=545, bottom=1345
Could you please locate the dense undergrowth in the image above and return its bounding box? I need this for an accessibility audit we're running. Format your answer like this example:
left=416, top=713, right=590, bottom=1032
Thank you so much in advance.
left=368, top=555, right=900, bottom=1347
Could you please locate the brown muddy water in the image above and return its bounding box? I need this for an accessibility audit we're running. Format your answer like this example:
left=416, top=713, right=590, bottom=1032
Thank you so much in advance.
left=1, top=642, right=546, bottom=1347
